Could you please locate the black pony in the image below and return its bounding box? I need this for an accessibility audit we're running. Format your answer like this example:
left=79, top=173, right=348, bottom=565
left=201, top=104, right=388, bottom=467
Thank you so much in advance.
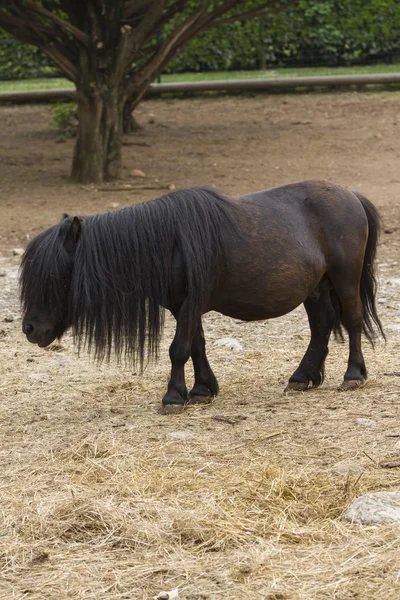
left=20, top=181, right=384, bottom=406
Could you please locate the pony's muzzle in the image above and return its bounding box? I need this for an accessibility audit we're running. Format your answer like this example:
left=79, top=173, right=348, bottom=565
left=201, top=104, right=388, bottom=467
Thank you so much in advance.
left=23, top=322, right=56, bottom=347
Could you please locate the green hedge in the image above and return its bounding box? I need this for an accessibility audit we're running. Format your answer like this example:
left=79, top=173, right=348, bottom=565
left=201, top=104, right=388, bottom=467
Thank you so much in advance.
left=0, top=31, right=51, bottom=79
left=166, top=0, right=400, bottom=73
left=1, top=0, right=400, bottom=80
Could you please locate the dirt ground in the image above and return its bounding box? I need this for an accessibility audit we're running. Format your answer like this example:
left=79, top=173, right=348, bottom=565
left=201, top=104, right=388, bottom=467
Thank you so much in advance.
left=1, top=92, right=400, bottom=600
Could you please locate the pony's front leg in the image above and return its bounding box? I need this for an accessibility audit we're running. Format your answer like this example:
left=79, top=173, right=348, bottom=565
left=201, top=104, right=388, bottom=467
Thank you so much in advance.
left=162, top=308, right=194, bottom=406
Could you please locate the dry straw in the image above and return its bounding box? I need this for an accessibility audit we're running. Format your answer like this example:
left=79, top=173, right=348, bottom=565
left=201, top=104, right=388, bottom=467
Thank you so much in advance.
left=1, top=269, right=400, bottom=599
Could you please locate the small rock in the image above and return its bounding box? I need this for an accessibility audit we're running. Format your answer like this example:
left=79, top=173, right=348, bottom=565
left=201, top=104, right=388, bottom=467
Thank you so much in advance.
left=110, top=418, right=126, bottom=428
left=354, top=417, right=376, bottom=426
left=378, top=297, right=387, bottom=304
left=168, top=431, right=192, bottom=440
left=154, top=590, right=179, bottom=600
left=12, top=248, right=24, bottom=256
left=109, top=202, right=119, bottom=209
left=213, top=337, right=243, bottom=351
left=148, top=113, right=155, bottom=124
left=332, top=463, right=364, bottom=476
left=0, top=270, right=6, bottom=277
left=131, top=168, right=146, bottom=178
left=342, top=491, right=400, bottom=524
left=4, top=316, right=14, bottom=323
left=168, top=184, right=176, bottom=191
left=28, top=373, right=49, bottom=381
left=384, top=228, right=394, bottom=234
left=47, top=357, right=71, bottom=368
left=379, top=459, right=400, bottom=469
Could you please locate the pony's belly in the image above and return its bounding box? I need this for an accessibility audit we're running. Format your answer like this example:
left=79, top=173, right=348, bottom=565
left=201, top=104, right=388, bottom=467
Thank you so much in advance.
left=211, top=297, right=304, bottom=322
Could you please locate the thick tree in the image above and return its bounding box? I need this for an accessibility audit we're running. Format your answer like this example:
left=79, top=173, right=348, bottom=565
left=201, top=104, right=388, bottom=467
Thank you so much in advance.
left=0, top=1, right=287, bottom=183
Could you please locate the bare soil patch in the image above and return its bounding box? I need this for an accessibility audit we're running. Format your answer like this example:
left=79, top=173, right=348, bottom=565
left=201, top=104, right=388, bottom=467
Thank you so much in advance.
left=1, top=92, right=400, bottom=599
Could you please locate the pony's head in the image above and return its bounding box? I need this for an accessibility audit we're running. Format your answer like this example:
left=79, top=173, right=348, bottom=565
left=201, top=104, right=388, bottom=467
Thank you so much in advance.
left=20, top=216, right=81, bottom=347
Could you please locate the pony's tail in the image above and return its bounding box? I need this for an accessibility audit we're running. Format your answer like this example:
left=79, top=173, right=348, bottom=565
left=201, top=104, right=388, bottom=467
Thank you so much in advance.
left=355, top=191, right=385, bottom=343
left=331, top=191, right=385, bottom=345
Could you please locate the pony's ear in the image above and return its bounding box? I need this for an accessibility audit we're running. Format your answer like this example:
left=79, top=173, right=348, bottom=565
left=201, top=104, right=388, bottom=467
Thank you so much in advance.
left=64, top=216, right=81, bottom=252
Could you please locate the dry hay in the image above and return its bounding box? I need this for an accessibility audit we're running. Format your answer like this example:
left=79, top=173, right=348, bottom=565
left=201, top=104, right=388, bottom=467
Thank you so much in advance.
left=1, top=254, right=400, bottom=599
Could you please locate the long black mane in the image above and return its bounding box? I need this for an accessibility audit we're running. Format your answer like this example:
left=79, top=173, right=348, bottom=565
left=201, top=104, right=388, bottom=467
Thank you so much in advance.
left=21, top=187, right=239, bottom=367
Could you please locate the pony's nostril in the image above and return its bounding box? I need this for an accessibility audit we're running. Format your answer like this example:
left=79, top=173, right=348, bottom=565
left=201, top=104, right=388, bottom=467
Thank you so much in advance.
left=24, top=324, right=34, bottom=335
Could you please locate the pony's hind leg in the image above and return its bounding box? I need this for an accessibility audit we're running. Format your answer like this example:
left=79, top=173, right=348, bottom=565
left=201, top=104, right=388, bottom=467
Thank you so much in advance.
left=334, top=287, right=367, bottom=391
left=189, top=319, right=219, bottom=402
left=286, top=290, right=335, bottom=391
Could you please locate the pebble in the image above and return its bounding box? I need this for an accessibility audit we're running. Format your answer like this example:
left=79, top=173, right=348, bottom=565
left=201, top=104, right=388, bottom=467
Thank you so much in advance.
left=110, top=418, right=126, bottom=428
left=109, top=202, right=119, bottom=209
left=12, top=248, right=24, bottom=256
left=4, top=315, right=14, bottom=323
left=0, top=270, right=6, bottom=277
left=148, top=113, right=155, bottom=124
left=354, top=417, right=376, bottom=426
left=332, top=463, right=364, bottom=476
left=28, top=373, right=49, bottom=381
left=131, top=168, right=146, bottom=178
left=168, top=431, right=192, bottom=440
left=342, top=492, right=400, bottom=524
left=154, top=589, right=179, bottom=600
left=213, top=337, right=243, bottom=351
left=47, top=357, right=71, bottom=368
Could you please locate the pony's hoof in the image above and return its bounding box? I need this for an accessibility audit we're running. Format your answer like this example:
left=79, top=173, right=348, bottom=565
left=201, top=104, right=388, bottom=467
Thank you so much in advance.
left=284, top=381, right=309, bottom=392
left=187, top=394, right=213, bottom=405
left=338, top=379, right=365, bottom=391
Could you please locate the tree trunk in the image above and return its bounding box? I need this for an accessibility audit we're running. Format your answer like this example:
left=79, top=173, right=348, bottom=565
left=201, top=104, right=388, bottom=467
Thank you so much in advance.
left=71, top=88, right=122, bottom=183
left=122, top=101, right=142, bottom=134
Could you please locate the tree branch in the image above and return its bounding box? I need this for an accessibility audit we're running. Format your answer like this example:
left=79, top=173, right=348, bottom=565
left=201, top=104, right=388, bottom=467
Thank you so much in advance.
left=124, top=3, right=207, bottom=106
left=0, top=17, right=40, bottom=47
left=123, top=0, right=163, bottom=19
left=24, top=0, right=90, bottom=46
left=40, top=43, right=78, bottom=82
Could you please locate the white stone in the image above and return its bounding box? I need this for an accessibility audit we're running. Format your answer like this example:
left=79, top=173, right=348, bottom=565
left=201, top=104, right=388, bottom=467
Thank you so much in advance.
left=12, top=248, right=24, bottom=256
left=154, top=589, right=179, bottom=600
left=131, top=168, right=146, bottom=178
left=342, top=492, right=400, bottom=524
left=213, top=337, right=243, bottom=351
left=332, top=463, right=364, bottom=476
left=28, top=373, right=49, bottom=381
left=168, top=431, right=192, bottom=440
left=354, top=417, right=376, bottom=426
